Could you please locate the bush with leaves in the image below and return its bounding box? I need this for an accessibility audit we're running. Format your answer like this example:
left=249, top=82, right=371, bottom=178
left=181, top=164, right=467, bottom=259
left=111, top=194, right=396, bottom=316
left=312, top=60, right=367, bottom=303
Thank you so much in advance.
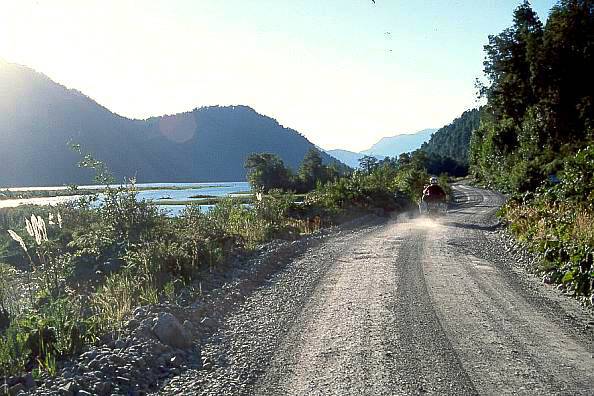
left=502, top=146, right=594, bottom=301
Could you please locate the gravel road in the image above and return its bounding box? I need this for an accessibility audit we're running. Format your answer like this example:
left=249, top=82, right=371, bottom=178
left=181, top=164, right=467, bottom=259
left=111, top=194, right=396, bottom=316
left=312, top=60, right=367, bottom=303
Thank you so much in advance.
left=161, top=184, right=594, bottom=395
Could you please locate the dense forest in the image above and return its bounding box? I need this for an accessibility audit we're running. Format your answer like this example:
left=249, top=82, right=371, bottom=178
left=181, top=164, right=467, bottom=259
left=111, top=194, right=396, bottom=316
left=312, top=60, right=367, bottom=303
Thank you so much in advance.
left=470, top=0, right=593, bottom=299
left=421, top=108, right=480, bottom=167
left=469, top=0, right=593, bottom=192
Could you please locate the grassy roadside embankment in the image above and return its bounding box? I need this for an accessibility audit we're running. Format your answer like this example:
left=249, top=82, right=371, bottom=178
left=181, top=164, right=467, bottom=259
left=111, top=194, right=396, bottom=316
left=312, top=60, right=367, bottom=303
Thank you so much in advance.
left=498, top=146, right=594, bottom=305
left=0, top=156, right=428, bottom=381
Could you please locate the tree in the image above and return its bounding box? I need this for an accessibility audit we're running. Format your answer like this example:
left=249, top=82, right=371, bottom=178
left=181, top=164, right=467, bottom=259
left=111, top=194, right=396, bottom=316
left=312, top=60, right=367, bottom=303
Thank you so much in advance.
left=470, top=0, right=594, bottom=192
left=244, top=153, right=291, bottom=192
left=358, top=155, right=379, bottom=174
left=298, top=149, right=325, bottom=191
left=539, top=0, right=594, bottom=144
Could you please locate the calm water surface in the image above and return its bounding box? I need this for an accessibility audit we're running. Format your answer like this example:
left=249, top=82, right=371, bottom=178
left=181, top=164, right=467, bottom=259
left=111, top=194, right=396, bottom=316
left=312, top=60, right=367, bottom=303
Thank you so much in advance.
left=0, top=182, right=250, bottom=215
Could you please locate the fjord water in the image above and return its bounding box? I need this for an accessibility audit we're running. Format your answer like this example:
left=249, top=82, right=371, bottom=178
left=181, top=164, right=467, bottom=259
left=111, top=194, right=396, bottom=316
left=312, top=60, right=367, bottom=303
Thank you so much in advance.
left=0, top=182, right=251, bottom=215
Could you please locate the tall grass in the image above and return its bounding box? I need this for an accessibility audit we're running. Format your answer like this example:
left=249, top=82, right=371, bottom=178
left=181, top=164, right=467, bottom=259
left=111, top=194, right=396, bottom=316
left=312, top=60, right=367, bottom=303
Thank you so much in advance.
left=0, top=156, right=423, bottom=377
left=503, top=199, right=593, bottom=298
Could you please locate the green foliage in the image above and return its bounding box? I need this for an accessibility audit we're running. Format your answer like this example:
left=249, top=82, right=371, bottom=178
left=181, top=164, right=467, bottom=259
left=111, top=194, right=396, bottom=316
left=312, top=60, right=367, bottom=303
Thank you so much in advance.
left=245, top=153, right=292, bottom=192
left=0, top=324, right=29, bottom=376
left=0, top=144, right=431, bottom=377
left=0, top=296, right=94, bottom=376
left=298, top=149, right=325, bottom=191
left=70, top=142, right=115, bottom=186
left=553, top=145, right=594, bottom=204
left=469, top=1, right=593, bottom=302
left=0, top=263, right=19, bottom=318
left=306, top=151, right=427, bottom=216
left=393, top=166, right=429, bottom=202
left=358, top=155, right=379, bottom=174
left=470, top=0, right=594, bottom=192
left=502, top=146, right=594, bottom=300
left=246, top=149, right=344, bottom=193
left=421, top=108, right=481, bottom=171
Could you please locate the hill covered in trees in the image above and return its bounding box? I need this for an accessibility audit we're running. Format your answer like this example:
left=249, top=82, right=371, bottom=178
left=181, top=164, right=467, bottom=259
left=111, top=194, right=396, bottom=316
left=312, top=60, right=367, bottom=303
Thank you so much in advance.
left=421, top=108, right=480, bottom=166
left=0, top=60, right=340, bottom=186
left=469, top=0, right=593, bottom=192
left=470, top=0, right=593, bottom=300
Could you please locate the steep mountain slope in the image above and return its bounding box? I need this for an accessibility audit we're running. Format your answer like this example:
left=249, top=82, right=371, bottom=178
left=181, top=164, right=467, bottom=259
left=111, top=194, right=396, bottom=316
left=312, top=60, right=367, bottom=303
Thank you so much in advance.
left=421, top=108, right=480, bottom=165
left=0, top=61, right=338, bottom=186
left=361, top=128, right=436, bottom=157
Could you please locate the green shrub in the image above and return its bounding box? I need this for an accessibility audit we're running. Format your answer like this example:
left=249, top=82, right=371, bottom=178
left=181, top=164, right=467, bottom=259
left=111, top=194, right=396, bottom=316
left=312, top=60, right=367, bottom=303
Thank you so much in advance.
left=0, top=295, right=94, bottom=376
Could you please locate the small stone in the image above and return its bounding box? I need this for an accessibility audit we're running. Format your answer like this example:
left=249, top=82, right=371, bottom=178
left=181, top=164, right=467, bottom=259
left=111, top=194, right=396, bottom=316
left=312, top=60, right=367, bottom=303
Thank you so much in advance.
left=114, top=339, right=126, bottom=349
left=116, top=376, right=130, bottom=385
left=58, top=382, right=75, bottom=396
left=23, top=372, right=36, bottom=390
left=109, top=354, right=126, bottom=366
left=170, top=355, right=182, bottom=367
left=88, top=359, right=101, bottom=370
left=134, top=357, right=146, bottom=368
left=80, top=350, right=97, bottom=361
left=199, top=316, right=218, bottom=329
left=76, top=391, right=92, bottom=396
left=127, top=319, right=140, bottom=330
left=183, top=319, right=194, bottom=333
left=93, top=382, right=111, bottom=396
left=133, top=306, right=145, bottom=317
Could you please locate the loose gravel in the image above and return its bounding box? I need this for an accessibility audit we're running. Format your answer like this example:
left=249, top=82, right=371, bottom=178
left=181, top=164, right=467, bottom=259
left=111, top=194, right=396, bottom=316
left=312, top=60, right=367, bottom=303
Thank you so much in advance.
left=19, top=184, right=594, bottom=395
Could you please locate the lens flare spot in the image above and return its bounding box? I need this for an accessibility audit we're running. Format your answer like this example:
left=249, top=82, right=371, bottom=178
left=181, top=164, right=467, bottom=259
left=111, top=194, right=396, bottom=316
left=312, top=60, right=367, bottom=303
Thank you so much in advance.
left=158, top=113, right=197, bottom=143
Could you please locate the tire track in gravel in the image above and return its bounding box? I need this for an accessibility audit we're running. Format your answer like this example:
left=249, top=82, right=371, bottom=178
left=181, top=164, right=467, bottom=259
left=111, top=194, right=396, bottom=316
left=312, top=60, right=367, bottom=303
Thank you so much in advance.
left=256, top=217, right=476, bottom=395
left=159, top=218, right=389, bottom=396
left=424, top=185, right=594, bottom=395
left=160, top=184, right=594, bottom=395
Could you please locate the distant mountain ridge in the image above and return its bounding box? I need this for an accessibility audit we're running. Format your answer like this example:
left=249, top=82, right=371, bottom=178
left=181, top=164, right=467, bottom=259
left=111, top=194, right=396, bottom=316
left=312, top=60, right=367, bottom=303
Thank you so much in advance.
left=327, top=128, right=436, bottom=168
left=325, top=149, right=364, bottom=168
left=362, top=128, right=437, bottom=157
left=0, top=60, right=341, bottom=186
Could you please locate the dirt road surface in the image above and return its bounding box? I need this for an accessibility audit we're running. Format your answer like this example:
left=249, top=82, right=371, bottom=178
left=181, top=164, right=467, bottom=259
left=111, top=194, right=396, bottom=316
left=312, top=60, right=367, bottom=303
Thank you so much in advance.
left=162, top=184, right=594, bottom=395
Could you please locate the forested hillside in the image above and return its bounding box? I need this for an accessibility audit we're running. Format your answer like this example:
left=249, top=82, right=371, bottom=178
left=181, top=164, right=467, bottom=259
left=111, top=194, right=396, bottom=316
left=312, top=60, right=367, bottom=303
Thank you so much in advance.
left=421, top=108, right=480, bottom=165
left=0, top=60, right=340, bottom=186
left=470, top=0, right=593, bottom=300
left=469, top=0, right=593, bottom=192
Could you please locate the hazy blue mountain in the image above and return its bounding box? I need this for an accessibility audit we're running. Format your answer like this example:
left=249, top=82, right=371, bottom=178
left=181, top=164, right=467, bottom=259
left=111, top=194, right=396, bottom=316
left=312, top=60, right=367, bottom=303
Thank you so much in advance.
left=326, top=149, right=365, bottom=168
left=361, top=128, right=437, bottom=157
left=0, top=60, right=341, bottom=187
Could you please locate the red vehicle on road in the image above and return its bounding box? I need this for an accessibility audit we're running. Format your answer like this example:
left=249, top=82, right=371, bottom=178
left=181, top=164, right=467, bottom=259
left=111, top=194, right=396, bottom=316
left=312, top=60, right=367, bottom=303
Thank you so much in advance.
left=419, top=177, right=447, bottom=216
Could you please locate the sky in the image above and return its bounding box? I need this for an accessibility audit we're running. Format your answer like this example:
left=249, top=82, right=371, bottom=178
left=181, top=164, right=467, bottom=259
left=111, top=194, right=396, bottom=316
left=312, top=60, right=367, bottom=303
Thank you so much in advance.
left=0, top=0, right=557, bottom=152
